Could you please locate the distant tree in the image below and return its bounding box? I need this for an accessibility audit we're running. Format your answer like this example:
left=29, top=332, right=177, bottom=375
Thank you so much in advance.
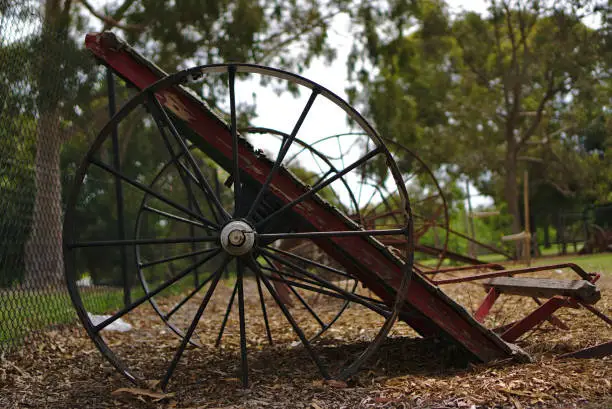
left=349, top=0, right=608, bottom=234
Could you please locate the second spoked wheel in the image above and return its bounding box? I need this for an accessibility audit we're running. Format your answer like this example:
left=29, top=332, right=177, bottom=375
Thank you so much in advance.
left=63, top=64, right=413, bottom=390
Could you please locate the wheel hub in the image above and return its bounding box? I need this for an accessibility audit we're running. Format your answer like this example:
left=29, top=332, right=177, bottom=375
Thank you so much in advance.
left=220, top=220, right=255, bottom=256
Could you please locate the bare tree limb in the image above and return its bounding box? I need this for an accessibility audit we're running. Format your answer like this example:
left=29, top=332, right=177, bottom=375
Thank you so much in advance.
left=492, top=5, right=511, bottom=111
left=454, top=34, right=493, bottom=89
left=255, top=9, right=344, bottom=63
left=518, top=156, right=544, bottom=163
left=519, top=74, right=560, bottom=146
left=79, top=0, right=145, bottom=31
left=547, top=180, right=574, bottom=197
left=102, top=0, right=139, bottom=31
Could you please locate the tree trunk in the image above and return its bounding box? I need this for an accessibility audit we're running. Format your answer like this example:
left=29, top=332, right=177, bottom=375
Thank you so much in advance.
left=543, top=217, right=550, bottom=248
left=23, top=1, right=70, bottom=288
left=24, top=107, right=64, bottom=287
left=530, top=213, right=540, bottom=257
left=504, top=148, right=521, bottom=234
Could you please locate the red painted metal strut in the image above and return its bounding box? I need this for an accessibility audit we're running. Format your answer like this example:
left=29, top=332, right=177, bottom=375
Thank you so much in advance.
left=85, top=31, right=523, bottom=364
left=474, top=288, right=500, bottom=323
left=501, top=297, right=571, bottom=342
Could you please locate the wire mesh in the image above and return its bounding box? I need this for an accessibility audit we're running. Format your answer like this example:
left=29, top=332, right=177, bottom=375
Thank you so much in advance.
left=0, top=0, right=131, bottom=351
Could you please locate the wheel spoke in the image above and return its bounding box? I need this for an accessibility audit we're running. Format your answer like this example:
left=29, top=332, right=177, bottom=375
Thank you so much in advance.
left=140, top=247, right=218, bottom=269
left=258, top=264, right=327, bottom=289
left=183, top=163, right=224, bottom=224
left=164, top=269, right=224, bottom=320
left=261, top=249, right=390, bottom=316
left=257, top=256, right=351, bottom=296
left=90, top=158, right=218, bottom=230
left=160, top=255, right=230, bottom=391
left=215, top=274, right=238, bottom=347
left=260, top=255, right=325, bottom=328
left=266, top=246, right=356, bottom=281
left=258, top=227, right=406, bottom=242
left=143, top=205, right=209, bottom=229
left=246, top=88, right=319, bottom=220
left=148, top=93, right=231, bottom=222
left=241, top=127, right=360, bottom=218
left=147, top=95, right=209, bottom=222
left=311, top=169, right=334, bottom=190
left=256, top=146, right=382, bottom=229
left=228, top=65, right=242, bottom=217
left=262, top=272, right=389, bottom=316
left=168, top=157, right=224, bottom=225
left=246, top=256, right=330, bottom=380
left=188, top=194, right=200, bottom=287
left=236, top=259, right=249, bottom=387
left=93, top=249, right=222, bottom=332
left=255, top=272, right=273, bottom=345
left=69, top=235, right=218, bottom=248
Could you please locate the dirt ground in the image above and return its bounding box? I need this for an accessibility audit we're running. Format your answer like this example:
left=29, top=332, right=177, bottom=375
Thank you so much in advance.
left=1, top=266, right=610, bottom=409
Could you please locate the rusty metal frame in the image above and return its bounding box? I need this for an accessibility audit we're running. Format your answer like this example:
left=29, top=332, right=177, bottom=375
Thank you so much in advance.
left=431, top=261, right=610, bottom=358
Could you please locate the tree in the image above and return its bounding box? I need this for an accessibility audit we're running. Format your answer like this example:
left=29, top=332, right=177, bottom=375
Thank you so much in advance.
left=349, top=0, right=608, bottom=234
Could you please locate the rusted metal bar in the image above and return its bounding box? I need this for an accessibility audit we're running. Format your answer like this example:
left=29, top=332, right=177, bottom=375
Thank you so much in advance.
left=532, top=297, right=569, bottom=330
left=446, top=226, right=515, bottom=260
left=416, top=244, right=485, bottom=265
left=422, top=263, right=506, bottom=275
left=501, top=297, right=569, bottom=342
left=579, top=302, right=612, bottom=326
left=474, top=288, right=499, bottom=323
left=559, top=341, right=612, bottom=359
left=434, top=263, right=594, bottom=285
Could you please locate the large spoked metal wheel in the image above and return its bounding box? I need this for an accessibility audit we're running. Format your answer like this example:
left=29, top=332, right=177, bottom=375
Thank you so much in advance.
left=63, top=64, right=414, bottom=390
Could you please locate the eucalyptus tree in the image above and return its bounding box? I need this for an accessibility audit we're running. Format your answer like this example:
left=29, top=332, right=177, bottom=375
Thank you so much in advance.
left=349, top=0, right=609, bottom=234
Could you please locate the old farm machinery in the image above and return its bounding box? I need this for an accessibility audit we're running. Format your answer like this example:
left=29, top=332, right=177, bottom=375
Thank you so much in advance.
left=63, top=32, right=611, bottom=391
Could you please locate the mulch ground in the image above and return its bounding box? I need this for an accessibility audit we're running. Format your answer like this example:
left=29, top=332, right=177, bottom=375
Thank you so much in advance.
left=1, top=266, right=610, bottom=409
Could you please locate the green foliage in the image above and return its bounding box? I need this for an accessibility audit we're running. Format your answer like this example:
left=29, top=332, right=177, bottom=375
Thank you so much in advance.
left=351, top=0, right=612, bottom=236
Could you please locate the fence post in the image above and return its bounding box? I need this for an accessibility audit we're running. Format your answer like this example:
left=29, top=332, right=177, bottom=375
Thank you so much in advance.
left=107, top=68, right=130, bottom=307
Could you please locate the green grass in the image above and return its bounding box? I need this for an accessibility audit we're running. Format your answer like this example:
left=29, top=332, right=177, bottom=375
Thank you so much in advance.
left=475, top=253, right=507, bottom=263
left=529, top=252, right=612, bottom=274
left=0, top=290, right=74, bottom=344
left=417, top=246, right=612, bottom=275
left=0, top=271, right=219, bottom=348
left=456, top=245, right=612, bottom=273
left=0, top=286, right=137, bottom=346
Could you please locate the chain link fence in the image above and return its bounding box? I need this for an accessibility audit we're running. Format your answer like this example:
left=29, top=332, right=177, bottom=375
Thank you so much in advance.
left=0, top=0, right=133, bottom=351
